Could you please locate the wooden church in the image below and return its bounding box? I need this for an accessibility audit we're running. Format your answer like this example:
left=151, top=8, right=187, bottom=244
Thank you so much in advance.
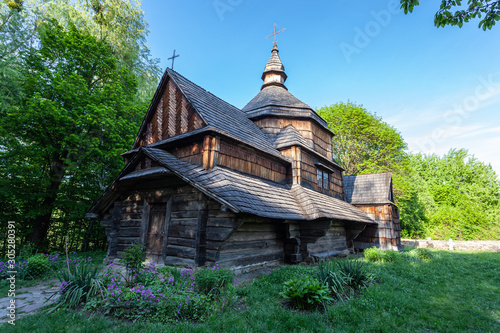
left=87, top=41, right=401, bottom=269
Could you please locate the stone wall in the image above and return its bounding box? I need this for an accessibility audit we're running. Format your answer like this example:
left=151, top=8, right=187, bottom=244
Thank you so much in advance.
left=401, top=239, right=500, bottom=252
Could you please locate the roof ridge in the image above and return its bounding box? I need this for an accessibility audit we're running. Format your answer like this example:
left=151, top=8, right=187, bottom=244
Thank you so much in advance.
left=167, top=68, right=242, bottom=115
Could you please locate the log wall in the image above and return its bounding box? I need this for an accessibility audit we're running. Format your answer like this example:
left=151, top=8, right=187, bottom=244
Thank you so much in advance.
left=217, top=140, right=288, bottom=183
left=353, top=204, right=401, bottom=250
left=216, top=217, right=285, bottom=268
left=170, top=141, right=204, bottom=166
left=305, top=221, right=347, bottom=259
left=253, top=117, right=333, bottom=159
left=100, top=183, right=288, bottom=269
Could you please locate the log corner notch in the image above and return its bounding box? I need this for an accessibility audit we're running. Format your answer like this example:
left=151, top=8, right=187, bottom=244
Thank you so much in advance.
left=202, top=135, right=220, bottom=170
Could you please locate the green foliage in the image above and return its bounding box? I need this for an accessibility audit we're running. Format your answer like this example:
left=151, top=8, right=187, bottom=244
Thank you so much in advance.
left=364, top=246, right=434, bottom=264
left=0, top=0, right=159, bottom=254
left=157, top=266, right=181, bottom=285
left=413, top=247, right=434, bottom=261
left=363, top=247, right=385, bottom=262
left=317, top=102, right=408, bottom=177
left=335, top=259, right=374, bottom=290
left=49, top=261, right=104, bottom=311
left=195, top=265, right=235, bottom=296
left=401, top=0, right=500, bottom=30
left=26, top=253, right=49, bottom=278
left=318, top=259, right=374, bottom=300
left=120, top=243, right=145, bottom=272
left=281, top=276, right=332, bottom=310
left=407, top=149, right=500, bottom=240
left=4, top=252, right=499, bottom=332
left=364, top=247, right=400, bottom=263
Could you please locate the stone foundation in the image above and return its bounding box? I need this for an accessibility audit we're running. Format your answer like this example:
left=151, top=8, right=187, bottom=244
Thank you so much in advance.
left=401, top=239, right=500, bottom=252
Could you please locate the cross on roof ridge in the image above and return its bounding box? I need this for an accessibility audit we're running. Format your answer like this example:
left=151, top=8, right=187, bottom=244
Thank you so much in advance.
left=266, top=23, right=286, bottom=44
left=168, top=49, right=180, bottom=70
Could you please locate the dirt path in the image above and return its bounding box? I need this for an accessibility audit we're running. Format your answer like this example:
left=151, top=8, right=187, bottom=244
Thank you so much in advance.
left=0, top=279, right=60, bottom=324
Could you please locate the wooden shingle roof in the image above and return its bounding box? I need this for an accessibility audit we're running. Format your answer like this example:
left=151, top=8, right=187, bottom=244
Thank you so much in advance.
left=273, top=125, right=311, bottom=149
left=343, top=173, right=394, bottom=205
left=167, top=69, right=284, bottom=160
left=143, top=148, right=374, bottom=224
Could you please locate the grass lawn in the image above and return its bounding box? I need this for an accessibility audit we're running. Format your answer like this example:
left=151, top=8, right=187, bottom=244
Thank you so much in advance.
left=2, top=250, right=499, bottom=332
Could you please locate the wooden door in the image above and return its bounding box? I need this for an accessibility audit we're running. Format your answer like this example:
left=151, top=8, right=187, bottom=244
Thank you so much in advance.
left=146, top=202, right=167, bottom=263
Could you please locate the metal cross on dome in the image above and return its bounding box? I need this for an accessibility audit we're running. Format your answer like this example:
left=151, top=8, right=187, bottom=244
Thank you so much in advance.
left=168, top=49, right=180, bottom=70
left=266, top=23, right=286, bottom=44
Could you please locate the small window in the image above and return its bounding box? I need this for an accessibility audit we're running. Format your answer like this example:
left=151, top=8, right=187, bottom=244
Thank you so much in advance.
left=317, top=168, right=330, bottom=189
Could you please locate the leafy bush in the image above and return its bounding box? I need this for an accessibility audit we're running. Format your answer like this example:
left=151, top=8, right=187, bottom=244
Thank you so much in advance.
left=383, top=250, right=400, bottom=263
left=364, top=247, right=405, bottom=263
left=26, top=254, right=49, bottom=279
left=135, top=261, right=158, bottom=286
left=120, top=243, right=145, bottom=272
left=50, top=261, right=104, bottom=310
left=157, top=266, right=181, bottom=285
left=281, top=276, right=332, bottom=310
left=195, top=265, right=234, bottom=296
left=414, top=247, right=434, bottom=261
left=363, top=247, right=385, bottom=262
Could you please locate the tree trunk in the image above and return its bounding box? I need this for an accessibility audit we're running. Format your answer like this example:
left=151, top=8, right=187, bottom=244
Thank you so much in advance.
left=30, top=154, right=66, bottom=248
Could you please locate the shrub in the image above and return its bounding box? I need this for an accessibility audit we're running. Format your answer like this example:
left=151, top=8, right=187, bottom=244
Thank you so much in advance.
left=135, top=261, right=158, bottom=286
left=120, top=243, right=145, bottom=272
left=363, top=247, right=385, bottom=262
left=414, top=247, right=434, bottom=261
left=50, top=261, right=104, bottom=310
left=383, top=250, right=400, bottom=263
left=195, top=265, right=234, bottom=296
left=281, top=276, right=332, bottom=310
left=157, top=266, right=181, bottom=285
left=26, top=254, right=49, bottom=279
left=363, top=247, right=405, bottom=263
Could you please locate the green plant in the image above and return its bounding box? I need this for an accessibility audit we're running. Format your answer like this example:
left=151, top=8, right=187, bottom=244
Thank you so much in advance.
left=335, top=259, right=373, bottom=291
left=363, top=247, right=385, bottom=262
left=281, top=276, right=332, bottom=310
left=414, top=247, right=434, bottom=261
left=195, top=265, right=234, bottom=296
left=19, top=242, right=37, bottom=258
left=26, top=254, right=49, bottom=279
left=363, top=247, right=402, bottom=263
left=383, top=250, right=400, bottom=263
left=120, top=243, right=145, bottom=281
left=49, top=261, right=104, bottom=311
left=157, top=266, right=181, bottom=285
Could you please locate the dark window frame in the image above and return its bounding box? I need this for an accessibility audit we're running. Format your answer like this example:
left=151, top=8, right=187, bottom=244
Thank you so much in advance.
left=316, top=168, right=330, bottom=190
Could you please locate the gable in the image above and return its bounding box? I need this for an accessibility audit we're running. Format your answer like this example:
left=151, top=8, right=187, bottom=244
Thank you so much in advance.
left=133, top=76, right=206, bottom=149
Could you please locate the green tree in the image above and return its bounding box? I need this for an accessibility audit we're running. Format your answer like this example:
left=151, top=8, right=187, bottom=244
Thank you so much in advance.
left=410, top=149, right=500, bottom=240
left=401, top=0, right=500, bottom=30
left=317, top=102, right=426, bottom=238
left=41, top=0, right=160, bottom=103
left=0, top=22, right=141, bottom=248
left=317, top=101, right=408, bottom=176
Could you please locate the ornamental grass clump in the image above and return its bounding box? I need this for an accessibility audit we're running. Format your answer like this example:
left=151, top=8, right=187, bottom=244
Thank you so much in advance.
left=317, top=259, right=374, bottom=300
left=49, top=260, right=105, bottom=311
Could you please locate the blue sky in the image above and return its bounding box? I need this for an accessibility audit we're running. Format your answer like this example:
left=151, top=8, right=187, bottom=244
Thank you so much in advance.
left=141, top=0, right=500, bottom=176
